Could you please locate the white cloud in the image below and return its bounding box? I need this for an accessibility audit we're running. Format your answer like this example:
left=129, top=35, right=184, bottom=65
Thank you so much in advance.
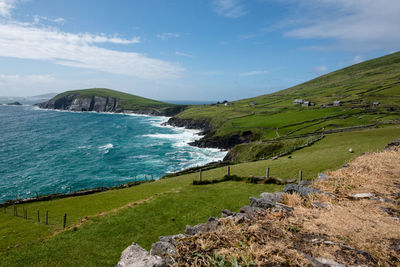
left=0, top=0, right=17, bottom=17
left=0, top=23, right=183, bottom=79
left=284, top=0, right=400, bottom=51
left=313, top=65, right=328, bottom=74
left=156, top=32, right=180, bottom=40
left=0, top=73, right=56, bottom=96
left=33, top=15, right=66, bottom=25
left=213, top=0, right=247, bottom=18
left=175, top=51, right=193, bottom=58
left=240, top=70, right=268, bottom=76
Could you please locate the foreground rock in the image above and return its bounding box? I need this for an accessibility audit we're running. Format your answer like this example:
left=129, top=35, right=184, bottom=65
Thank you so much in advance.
left=116, top=243, right=166, bottom=267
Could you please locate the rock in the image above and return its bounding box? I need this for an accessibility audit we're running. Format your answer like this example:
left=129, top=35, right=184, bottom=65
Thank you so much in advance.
left=283, top=184, right=321, bottom=197
left=249, top=197, right=276, bottom=209
left=239, top=205, right=263, bottom=217
left=185, top=217, right=220, bottom=235
left=298, top=180, right=312, bottom=186
left=342, top=164, right=349, bottom=168
left=150, top=235, right=184, bottom=265
left=272, top=156, right=278, bottom=160
left=315, top=258, right=346, bottom=267
left=260, top=192, right=283, bottom=203
left=158, top=234, right=185, bottom=244
left=351, top=193, right=374, bottom=199
left=312, top=202, right=327, bottom=208
left=316, top=173, right=330, bottom=181
left=221, top=209, right=236, bottom=218
left=386, top=139, right=400, bottom=150
left=116, top=242, right=166, bottom=267
left=7, top=101, right=22, bottom=106
left=349, top=148, right=353, bottom=153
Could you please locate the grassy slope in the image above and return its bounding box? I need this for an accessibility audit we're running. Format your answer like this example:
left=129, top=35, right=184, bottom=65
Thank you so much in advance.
left=53, top=88, right=176, bottom=110
left=0, top=125, right=399, bottom=266
left=175, top=52, right=400, bottom=139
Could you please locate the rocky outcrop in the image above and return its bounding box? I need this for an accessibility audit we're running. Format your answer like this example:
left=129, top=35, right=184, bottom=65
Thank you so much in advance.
left=7, top=101, right=22, bottom=106
left=164, top=117, right=212, bottom=132
left=191, top=131, right=254, bottom=150
left=165, top=117, right=254, bottom=150
left=38, top=94, right=122, bottom=113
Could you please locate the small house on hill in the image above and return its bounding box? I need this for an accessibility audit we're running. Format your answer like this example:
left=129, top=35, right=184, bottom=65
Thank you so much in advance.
left=333, top=100, right=342, bottom=106
left=250, top=102, right=258, bottom=106
left=302, top=101, right=315, bottom=107
left=293, top=99, right=304, bottom=104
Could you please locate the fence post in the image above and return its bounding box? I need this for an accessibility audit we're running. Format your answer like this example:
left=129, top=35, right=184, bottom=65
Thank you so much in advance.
left=266, top=167, right=270, bottom=178
left=45, top=210, right=48, bottom=225
left=199, top=169, right=202, bottom=182
left=63, top=213, right=67, bottom=228
left=37, top=210, right=40, bottom=222
left=227, top=166, right=230, bottom=177
left=299, top=170, right=303, bottom=181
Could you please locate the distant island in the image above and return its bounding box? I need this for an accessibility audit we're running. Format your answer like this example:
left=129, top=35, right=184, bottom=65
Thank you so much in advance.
left=7, top=101, right=22, bottom=106
left=37, top=88, right=186, bottom=116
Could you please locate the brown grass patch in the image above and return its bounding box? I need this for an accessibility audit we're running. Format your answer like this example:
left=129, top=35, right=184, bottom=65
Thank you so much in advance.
left=172, top=147, right=400, bottom=266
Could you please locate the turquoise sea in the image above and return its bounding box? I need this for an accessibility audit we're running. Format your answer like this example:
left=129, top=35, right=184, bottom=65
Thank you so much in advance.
left=0, top=105, right=226, bottom=202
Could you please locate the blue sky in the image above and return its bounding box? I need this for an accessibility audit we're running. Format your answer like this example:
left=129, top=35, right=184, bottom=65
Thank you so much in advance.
left=0, top=0, right=398, bottom=100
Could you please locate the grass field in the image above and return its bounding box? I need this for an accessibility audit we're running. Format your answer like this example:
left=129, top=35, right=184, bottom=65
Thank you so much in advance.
left=175, top=52, right=400, bottom=141
left=1, top=125, right=398, bottom=266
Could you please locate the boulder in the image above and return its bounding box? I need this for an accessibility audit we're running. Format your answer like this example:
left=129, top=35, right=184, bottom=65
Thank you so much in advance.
left=249, top=197, right=276, bottom=209
left=260, top=192, right=283, bottom=203
left=351, top=193, right=374, bottom=200
left=185, top=217, right=220, bottom=235
left=283, top=184, right=321, bottom=197
left=116, top=242, right=166, bottom=267
left=150, top=235, right=184, bottom=265
left=239, top=205, right=263, bottom=217
left=221, top=209, right=236, bottom=218
left=298, top=180, right=312, bottom=186
left=316, top=173, right=330, bottom=181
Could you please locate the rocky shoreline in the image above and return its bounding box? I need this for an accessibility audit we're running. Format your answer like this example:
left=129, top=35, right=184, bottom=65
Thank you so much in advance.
left=164, top=117, right=254, bottom=150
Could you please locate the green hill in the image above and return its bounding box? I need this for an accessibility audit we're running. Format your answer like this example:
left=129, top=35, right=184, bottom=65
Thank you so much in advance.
left=54, top=88, right=171, bottom=108
left=173, top=52, right=400, bottom=161
left=39, top=88, right=186, bottom=116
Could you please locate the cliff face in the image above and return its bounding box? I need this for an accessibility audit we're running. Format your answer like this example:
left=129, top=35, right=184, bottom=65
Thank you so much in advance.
left=38, top=94, right=122, bottom=113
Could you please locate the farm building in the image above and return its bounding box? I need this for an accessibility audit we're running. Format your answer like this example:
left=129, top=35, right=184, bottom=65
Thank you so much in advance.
left=373, top=102, right=380, bottom=107
left=302, top=101, right=315, bottom=107
left=293, top=99, right=304, bottom=104
left=250, top=102, right=258, bottom=106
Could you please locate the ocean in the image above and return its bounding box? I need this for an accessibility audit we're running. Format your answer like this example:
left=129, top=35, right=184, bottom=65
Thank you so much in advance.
left=0, top=105, right=226, bottom=202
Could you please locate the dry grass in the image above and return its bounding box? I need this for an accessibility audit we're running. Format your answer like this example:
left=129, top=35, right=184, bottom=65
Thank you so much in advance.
left=172, top=146, right=400, bottom=266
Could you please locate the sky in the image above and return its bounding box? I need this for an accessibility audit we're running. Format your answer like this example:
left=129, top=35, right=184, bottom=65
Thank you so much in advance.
left=0, top=0, right=399, bottom=101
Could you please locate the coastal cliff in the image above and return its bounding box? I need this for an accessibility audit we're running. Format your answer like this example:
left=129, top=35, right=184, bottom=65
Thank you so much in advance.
left=38, top=94, right=122, bottom=112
